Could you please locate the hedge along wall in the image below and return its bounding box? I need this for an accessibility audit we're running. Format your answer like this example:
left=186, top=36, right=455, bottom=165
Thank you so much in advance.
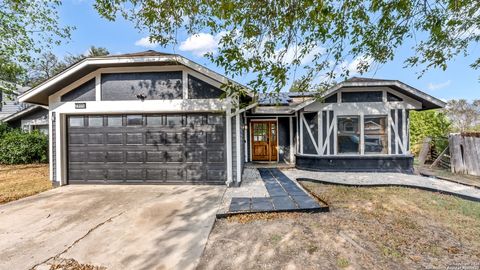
left=0, top=124, right=48, bottom=164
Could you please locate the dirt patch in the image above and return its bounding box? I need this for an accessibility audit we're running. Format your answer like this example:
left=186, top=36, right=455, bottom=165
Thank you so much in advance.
left=0, top=164, right=51, bottom=204
left=47, top=258, right=106, bottom=270
left=199, top=182, right=480, bottom=269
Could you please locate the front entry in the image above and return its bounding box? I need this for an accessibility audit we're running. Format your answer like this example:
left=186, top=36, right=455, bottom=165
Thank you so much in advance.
left=251, top=121, right=278, bottom=161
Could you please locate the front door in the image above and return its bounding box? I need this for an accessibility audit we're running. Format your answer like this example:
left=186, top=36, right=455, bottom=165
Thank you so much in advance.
left=251, top=121, right=277, bottom=161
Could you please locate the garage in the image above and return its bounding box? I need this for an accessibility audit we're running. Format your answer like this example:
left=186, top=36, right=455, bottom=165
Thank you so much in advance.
left=67, top=113, right=226, bottom=184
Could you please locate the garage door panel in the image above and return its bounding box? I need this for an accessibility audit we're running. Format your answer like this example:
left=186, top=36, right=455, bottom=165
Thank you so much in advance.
left=87, top=169, right=105, bottom=180
left=87, top=134, right=104, bottom=144
left=146, top=169, right=165, bottom=181
left=126, top=133, right=143, bottom=145
left=126, top=151, right=144, bottom=163
left=106, top=133, right=123, bottom=144
left=126, top=169, right=144, bottom=181
left=106, top=151, right=124, bottom=162
left=146, top=151, right=166, bottom=162
left=67, top=113, right=225, bottom=185
left=207, top=150, right=225, bottom=163
left=87, top=151, right=105, bottom=163
left=165, top=132, right=184, bottom=144
left=166, top=169, right=184, bottom=181
left=106, top=169, right=124, bottom=181
left=69, top=134, right=86, bottom=145
left=166, top=151, right=183, bottom=162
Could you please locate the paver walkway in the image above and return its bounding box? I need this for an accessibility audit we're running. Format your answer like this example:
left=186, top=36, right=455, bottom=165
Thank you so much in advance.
left=225, top=168, right=327, bottom=215
left=283, top=169, right=480, bottom=202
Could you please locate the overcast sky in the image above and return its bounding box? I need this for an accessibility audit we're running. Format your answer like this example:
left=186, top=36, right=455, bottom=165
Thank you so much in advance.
left=54, top=0, right=480, bottom=101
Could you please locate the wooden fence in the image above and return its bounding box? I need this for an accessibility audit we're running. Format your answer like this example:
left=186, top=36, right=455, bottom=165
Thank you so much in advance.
left=449, top=133, right=480, bottom=176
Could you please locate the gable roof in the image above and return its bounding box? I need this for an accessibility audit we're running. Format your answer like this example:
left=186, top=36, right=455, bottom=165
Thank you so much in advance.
left=19, top=50, right=251, bottom=105
left=323, top=77, right=446, bottom=110
left=1, top=105, right=48, bottom=123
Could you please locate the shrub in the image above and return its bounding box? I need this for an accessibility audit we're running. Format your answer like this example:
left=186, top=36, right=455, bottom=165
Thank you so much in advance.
left=409, top=110, right=451, bottom=156
left=0, top=122, right=11, bottom=137
left=0, top=129, right=48, bottom=164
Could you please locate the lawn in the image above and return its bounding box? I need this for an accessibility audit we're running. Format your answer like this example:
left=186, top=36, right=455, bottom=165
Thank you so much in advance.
left=198, top=182, right=480, bottom=269
left=0, top=164, right=51, bottom=204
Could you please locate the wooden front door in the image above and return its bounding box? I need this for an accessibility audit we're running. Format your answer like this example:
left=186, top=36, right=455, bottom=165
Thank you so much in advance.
left=251, top=121, right=277, bottom=161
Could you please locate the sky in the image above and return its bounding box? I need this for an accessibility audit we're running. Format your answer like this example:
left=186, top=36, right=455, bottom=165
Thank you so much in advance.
left=53, top=0, right=480, bottom=101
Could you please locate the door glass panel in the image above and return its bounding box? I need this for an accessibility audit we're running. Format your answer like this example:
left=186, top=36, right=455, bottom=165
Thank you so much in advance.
left=253, top=123, right=267, bottom=142
left=69, top=116, right=84, bottom=127
left=107, top=116, right=123, bottom=126
left=88, top=116, right=103, bottom=127
left=364, top=116, right=388, bottom=154
left=337, top=116, right=360, bottom=154
left=126, top=115, right=143, bottom=126
left=147, top=115, right=163, bottom=126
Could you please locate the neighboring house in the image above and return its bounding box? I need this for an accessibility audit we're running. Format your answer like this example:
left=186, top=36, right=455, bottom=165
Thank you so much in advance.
left=0, top=83, right=29, bottom=120
left=2, top=105, right=49, bottom=134
left=19, top=50, right=445, bottom=187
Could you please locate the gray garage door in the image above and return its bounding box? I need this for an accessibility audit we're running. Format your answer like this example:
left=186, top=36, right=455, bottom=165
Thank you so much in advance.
left=67, top=113, right=226, bottom=184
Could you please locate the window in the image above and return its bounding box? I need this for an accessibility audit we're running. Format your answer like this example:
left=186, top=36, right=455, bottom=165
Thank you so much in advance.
left=364, top=116, right=388, bottom=154
left=341, top=91, right=383, bottom=103
left=387, top=92, right=403, bottom=102
left=166, top=115, right=183, bottom=126
left=337, top=116, right=360, bottom=154
left=323, top=93, right=337, bottom=103
left=69, top=116, right=84, bottom=127
left=126, top=115, right=143, bottom=126
left=147, top=115, right=163, bottom=126
left=107, top=116, right=123, bottom=126
left=88, top=116, right=103, bottom=127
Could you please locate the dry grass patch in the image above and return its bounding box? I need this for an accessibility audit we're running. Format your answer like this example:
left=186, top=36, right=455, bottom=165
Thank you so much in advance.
left=199, top=181, right=480, bottom=269
left=0, top=164, right=51, bottom=204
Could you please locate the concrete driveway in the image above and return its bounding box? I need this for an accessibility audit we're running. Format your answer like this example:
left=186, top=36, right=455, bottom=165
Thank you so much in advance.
left=0, top=185, right=225, bottom=270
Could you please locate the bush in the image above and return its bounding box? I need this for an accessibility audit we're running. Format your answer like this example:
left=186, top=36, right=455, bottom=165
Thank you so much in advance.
left=409, top=110, right=451, bottom=156
left=0, top=129, right=48, bottom=164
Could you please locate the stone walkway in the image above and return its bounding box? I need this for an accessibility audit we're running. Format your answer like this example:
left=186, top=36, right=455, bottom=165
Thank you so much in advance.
left=283, top=169, right=480, bottom=202
left=217, top=168, right=327, bottom=217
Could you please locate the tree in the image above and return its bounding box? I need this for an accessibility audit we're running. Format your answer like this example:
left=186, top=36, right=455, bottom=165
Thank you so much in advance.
left=94, top=0, right=480, bottom=95
left=409, top=110, right=451, bottom=155
left=27, top=46, right=110, bottom=86
left=0, top=0, right=72, bottom=93
left=444, top=99, right=480, bottom=132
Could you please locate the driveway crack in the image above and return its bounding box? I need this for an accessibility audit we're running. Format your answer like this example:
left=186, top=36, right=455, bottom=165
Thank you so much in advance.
left=29, top=211, right=125, bottom=270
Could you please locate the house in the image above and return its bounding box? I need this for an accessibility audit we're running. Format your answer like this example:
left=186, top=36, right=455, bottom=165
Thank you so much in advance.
left=0, top=82, right=29, bottom=121
left=2, top=105, right=49, bottom=134
left=19, top=51, right=445, bottom=186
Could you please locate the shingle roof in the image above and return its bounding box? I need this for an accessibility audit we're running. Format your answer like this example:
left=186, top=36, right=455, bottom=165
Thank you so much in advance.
left=258, top=92, right=317, bottom=105
left=344, top=77, right=395, bottom=83
left=99, top=50, right=174, bottom=58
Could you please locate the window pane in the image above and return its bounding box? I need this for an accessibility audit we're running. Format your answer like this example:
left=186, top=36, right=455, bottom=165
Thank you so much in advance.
left=341, top=91, right=383, bottom=103
left=107, top=116, right=123, bottom=126
left=364, top=116, right=388, bottom=154
left=147, top=115, right=163, bottom=126
left=69, top=116, right=84, bottom=127
left=337, top=116, right=360, bottom=154
left=88, top=116, right=103, bottom=127
left=166, top=115, right=183, bottom=126
left=126, top=115, right=143, bottom=126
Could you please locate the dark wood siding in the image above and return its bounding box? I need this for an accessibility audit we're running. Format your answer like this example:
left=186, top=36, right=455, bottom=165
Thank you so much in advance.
left=188, top=75, right=224, bottom=99
left=61, top=79, right=96, bottom=102
left=101, top=72, right=183, bottom=100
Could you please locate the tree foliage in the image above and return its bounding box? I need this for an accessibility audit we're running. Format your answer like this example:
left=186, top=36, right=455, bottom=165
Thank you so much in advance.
left=444, top=99, right=480, bottom=132
left=28, top=46, right=110, bottom=86
left=0, top=0, right=72, bottom=93
left=94, top=0, right=480, bottom=94
left=409, top=110, right=451, bottom=155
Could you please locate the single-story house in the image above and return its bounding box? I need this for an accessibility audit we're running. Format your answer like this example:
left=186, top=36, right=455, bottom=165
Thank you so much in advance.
left=2, top=105, right=49, bottom=134
left=19, top=50, right=445, bottom=186
left=0, top=82, right=29, bottom=121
